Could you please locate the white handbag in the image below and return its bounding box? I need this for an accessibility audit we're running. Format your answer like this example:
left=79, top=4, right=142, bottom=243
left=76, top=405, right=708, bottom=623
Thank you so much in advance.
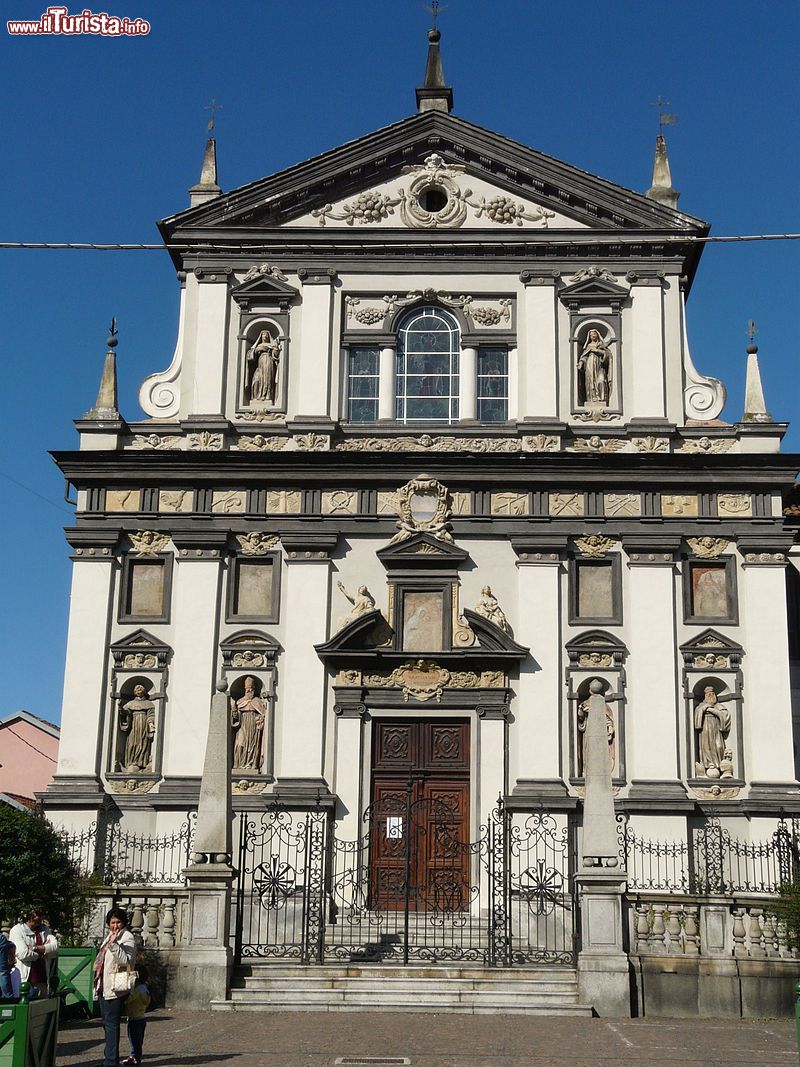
left=111, top=959, right=138, bottom=996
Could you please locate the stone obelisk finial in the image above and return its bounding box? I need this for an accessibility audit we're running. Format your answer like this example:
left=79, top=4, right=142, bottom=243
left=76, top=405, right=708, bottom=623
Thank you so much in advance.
left=189, top=99, right=222, bottom=207
left=416, top=5, right=453, bottom=113
left=82, top=319, right=120, bottom=420
left=742, top=320, right=772, bottom=423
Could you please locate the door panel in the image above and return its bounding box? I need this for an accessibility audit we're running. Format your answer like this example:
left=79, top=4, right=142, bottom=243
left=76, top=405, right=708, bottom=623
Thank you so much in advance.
left=370, top=719, right=470, bottom=911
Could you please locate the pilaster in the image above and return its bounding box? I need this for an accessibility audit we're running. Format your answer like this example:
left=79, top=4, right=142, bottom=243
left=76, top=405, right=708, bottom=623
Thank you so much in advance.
left=477, top=704, right=508, bottom=817
left=275, top=534, right=338, bottom=801
left=510, top=538, right=570, bottom=801
left=628, top=276, right=666, bottom=418
left=623, top=539, right=688, bottom=804
left=333, top=696, right=367, bottom=835
left=186, top=269, right=231, bottom=415
left=740, top=546, right=797, bottom=788
left=378, top=344, right=396, bottom=420
left=519, top=272, right=558, bottom=418
left=48, top=529, right=119, bottom=803
left=460, top=345, right=477, bottom=420
left=297, top=267, right=336, bottom=417
left=164, top=531, right=227, bottom=778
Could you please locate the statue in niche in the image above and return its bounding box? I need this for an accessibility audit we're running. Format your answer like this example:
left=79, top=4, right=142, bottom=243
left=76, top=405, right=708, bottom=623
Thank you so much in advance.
left=694, top=686, right=733, bottom=779
left=474, top=586, right=511, bottom=634
left=577, top=328, right=612, bottom=406
left=230, top=676, right=267, bottom=773
left=246, top=329, right=282, bottom=404
left=336, top=580, right=376, bottom=630
left=118, top=684, right=156, bottom=772
left=577, top=696, right=616, bottom=776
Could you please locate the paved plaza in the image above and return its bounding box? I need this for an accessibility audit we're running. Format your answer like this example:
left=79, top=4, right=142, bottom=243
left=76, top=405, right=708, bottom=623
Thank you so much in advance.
left=55, top=1010, right=797, bottom=1066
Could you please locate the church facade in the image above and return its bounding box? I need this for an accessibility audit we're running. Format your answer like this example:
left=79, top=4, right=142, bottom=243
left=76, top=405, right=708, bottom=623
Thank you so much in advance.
left=44, top=33, right=800, bottom=1014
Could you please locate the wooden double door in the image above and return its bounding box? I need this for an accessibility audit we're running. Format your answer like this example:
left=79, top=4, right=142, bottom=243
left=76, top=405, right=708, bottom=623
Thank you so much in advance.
left=369, top=718, right=470, bottom=911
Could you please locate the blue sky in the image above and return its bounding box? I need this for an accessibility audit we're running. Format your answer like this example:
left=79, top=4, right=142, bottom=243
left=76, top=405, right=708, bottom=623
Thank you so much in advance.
left=1, top=0, right=798, bottom=724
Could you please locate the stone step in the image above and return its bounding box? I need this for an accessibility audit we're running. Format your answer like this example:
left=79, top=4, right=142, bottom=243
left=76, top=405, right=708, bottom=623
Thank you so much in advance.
left=233, top=977, right=579, bottom=994
left=212, top=992, right=591, bottom=1016
left=235, top=964, right=577, bottom=980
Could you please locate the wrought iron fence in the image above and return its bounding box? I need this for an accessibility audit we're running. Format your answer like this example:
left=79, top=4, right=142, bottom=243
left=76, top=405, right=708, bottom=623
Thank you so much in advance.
left=58, top=812, right=196, bottom=886
left=622, top=816, right=799, bottom=895
left=233, top=800, right=576, bottom=967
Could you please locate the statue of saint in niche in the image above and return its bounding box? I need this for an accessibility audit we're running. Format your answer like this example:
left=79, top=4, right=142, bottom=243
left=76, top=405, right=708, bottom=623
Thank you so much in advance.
left=475, top=585, right=511, bottom=634
left=230, top=676, right=267, bottom=773
left=577, top=328, right=612, bottom=406
left=694, top=686, right=733, bottom=779
left=118, top=684, right=156, bottom=772
left=246, top=329, right=282, bottom=405
left=577, top=697, right=616, bottom=776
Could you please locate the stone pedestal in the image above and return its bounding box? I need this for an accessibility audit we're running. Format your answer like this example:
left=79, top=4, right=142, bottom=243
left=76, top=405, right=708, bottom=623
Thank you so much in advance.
left=575, top=869, right=630, bottom=1016
left=172, top=864, right=234, bottom=1006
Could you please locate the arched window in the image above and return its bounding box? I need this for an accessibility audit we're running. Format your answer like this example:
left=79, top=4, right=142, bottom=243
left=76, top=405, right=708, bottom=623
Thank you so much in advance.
left=396, top=306, right=460, bottom=423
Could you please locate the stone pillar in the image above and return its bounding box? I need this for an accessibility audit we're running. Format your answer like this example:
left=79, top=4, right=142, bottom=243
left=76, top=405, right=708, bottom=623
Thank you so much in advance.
left=519, top=272, right=558, bottom=418
left=378, top=344, right=396, bottom=420
left=575, top=683, right=630, bottom=1016
left=332, top=699, right=367, bottom=837
left=297, top=268, right=337, bottom=417
left=477, top=707, right=507, bottom=819
left=624, top=541, right=689, bottom=805
left=163, top=533, right=226, bottom=783
left=173, top=681, right=234, bottom=1008
left=460, top=345, right=477, bottom=421
left=510, top=539, right=569, bottom=800
left=740, top=549, right=797, bottom=791
left=45, top=529, right=119, bottom=809
left=186, top=272, right=230, bottom=415
left=628, top=278, right=666, bottom=418
left=275, top=534, right=338, bottom=802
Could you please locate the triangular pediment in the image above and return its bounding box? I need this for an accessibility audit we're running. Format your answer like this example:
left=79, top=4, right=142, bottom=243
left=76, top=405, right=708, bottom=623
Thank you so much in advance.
left=680, top=629, right=743, bottom=655
left=161, top=112, right=707, bottom=241
left=558, top=275, right=632, bottom=309
left=231, top=271, right=299, bottom=310
left=377, top=531, right=468, bottom=568
left=110, top=629, right=171, bottom=669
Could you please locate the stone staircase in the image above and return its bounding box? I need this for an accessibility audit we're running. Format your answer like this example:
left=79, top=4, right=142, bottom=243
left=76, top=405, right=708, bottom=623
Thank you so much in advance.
left=211, top=963, right=591, bottom=1015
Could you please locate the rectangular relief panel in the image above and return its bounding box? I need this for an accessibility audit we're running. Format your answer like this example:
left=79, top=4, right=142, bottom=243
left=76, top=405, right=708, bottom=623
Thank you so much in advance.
left=402, top=590, right=445, bottom=652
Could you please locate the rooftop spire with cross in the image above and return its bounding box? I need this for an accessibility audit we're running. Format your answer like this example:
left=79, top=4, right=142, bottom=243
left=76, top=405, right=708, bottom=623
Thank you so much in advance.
left=204, top=97, right=223, bottom=133
left=417, top=2, right=452, bottom=113
left=651, top=95, right=678, bottom=133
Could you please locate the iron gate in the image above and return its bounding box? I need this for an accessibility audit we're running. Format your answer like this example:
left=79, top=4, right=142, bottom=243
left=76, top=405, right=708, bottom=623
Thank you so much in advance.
left=233, top=799, right=576, bottom=966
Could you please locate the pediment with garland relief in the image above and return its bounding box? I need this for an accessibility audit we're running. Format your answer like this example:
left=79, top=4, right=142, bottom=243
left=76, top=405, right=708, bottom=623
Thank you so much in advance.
left=162, top=112, right=705, bottom=239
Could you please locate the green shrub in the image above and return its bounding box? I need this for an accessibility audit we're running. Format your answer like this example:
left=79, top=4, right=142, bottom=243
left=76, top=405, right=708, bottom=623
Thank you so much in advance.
left=0, top=804, right=95, bottom=942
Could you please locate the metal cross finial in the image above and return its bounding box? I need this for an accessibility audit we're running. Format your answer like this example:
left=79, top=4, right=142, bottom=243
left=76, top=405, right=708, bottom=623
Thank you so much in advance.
left=425, top=0, right=447, bottom=29
left=204, top=97, right=223, bottom=133
left=747, top=319, right=757, bottom=343
left=651, top=95, right=678, bottom=132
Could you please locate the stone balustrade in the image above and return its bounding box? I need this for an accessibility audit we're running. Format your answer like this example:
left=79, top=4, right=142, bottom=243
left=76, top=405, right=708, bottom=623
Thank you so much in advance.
left=86, top=889, right=188, bottom=948
left=631, top=896, right=796, bottom=960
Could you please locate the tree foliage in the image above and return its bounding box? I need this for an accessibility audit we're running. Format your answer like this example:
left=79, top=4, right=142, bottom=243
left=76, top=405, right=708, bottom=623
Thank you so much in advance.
left=0, top=805, right=93, bottom=940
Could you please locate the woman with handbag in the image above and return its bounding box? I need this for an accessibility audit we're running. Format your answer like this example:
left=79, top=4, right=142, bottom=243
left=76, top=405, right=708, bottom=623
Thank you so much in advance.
left=93, top=908, right=137, bottom=1067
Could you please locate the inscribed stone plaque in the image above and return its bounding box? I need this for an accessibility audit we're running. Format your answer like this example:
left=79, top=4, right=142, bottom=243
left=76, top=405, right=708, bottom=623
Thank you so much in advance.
left=235, top=560, right=274, bottom=617
left=159, top=489, right=193, bottom=513
left=321, top=490, right=358, bottom=514
left=691, top=563, right=728, bottom=618
left=491, top=492, right=528, bottom=516
left=662, top=494, right=698, bottom=517
left=402, top=591, right=444, bottom=652
left=604, top=493, right=641, bottom=518
left=128, top=561, right=165, bottom=617
left=577, top=561, right=614, bottom=619
left=106, top=489, right=141, bottom=512
left=549, top=492, right=585, bottom=517
left=717, top=493, right=752, bottom=517
left=212, top=490, right=247, bottom=514
left=266, top=489, right=302, bottom=514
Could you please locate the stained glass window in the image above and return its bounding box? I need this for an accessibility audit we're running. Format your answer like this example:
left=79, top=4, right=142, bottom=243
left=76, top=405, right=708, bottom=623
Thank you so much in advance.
left=396, top=307, right=460, bottom=423
left=477, top=346, right=509, bottom=422
left=346, top=346, right=379, bottom=422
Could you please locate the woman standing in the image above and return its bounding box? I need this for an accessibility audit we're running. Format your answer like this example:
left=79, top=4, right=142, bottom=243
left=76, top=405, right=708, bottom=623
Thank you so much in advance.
left=94, top=908, right=136, bottom=1067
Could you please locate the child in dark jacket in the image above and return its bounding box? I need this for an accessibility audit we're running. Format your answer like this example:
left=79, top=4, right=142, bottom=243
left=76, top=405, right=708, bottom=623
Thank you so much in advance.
left=121, top=962, right=151, bottom=1067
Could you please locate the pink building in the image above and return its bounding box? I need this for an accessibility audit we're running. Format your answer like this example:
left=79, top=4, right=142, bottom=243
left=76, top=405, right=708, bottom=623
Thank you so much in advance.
left=0, top=711, right=60, bottom=806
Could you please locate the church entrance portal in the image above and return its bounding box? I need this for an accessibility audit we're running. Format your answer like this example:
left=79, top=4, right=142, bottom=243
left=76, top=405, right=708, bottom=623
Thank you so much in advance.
left=368, top=718, right=470, bottom=912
